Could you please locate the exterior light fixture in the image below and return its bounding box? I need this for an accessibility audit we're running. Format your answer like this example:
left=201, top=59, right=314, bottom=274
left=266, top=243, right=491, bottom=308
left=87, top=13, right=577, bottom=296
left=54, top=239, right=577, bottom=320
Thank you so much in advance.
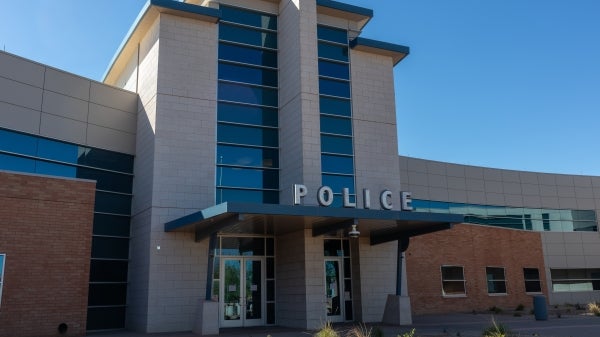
left=348, top=224, right=360, bottom=238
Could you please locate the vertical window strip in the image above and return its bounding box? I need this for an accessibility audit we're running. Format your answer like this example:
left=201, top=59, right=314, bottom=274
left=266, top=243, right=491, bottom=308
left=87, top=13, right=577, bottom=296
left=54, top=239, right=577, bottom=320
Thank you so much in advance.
left=317, top=25, right=355, bottom=201
left=217, top=6, right=279, bottom=204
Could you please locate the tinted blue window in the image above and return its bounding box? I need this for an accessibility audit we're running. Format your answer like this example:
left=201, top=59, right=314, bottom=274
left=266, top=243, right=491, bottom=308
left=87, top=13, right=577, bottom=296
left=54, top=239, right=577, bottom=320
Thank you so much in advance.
left=217, top=167, right=278, bottom=189
left=88, top=283, right=127, bottom=306
left=322, top=154, right=354, bottom=174
left=78, top=148, right=134, bottom=173
left=217, top=188, right=279, bottom=204
left=36, top=161, right=76, bottom=177
left=217, top=144, right=278, bottom=168
left=319, top=78, right=350, bottom=98
left=322, top=174, right=355, bottom=194
left=93, top=213, right=131, bottom=237
left=37, top=138, right=78, bottom=163
left=319, top=60, right=349, bottom=80
left=219, top=43, right=278, bottom=68
left=95, top=191, right=132, bottom=215
left=320, top=115, right=352, bottom=135
left=220, top=6, right=277, bottom=30
left=91, top=236, right=129, bottom=259
left=218, top=102, right=278, bottom=127
left=0, top=153, right=35, bottom=173
left=218, top=124, right=278, bottom=147
left=321, top=135, right=353, bottom=155
left=90, top=260, right=128, bottom=282
left=219, top=82, right=278, bottom=107
left=219, top=62, right=278, bottom=87
left=77, top=167, right=133, bottom=194
left=320, top=96, right=351, bottom=117
left=220, top=24, right=277, bottom=49
left=318, top=42, right=348, bottom=62
left=317, top=26, right=347, bottom=44
left=0, top=129, right=37, bottom=155
left=87, top=307, right=126, bottom=331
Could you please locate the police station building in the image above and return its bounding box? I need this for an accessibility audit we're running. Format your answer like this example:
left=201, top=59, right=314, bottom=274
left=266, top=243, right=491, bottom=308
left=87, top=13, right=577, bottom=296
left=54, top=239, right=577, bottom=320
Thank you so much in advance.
left=1, top=0, right=599, bottom=336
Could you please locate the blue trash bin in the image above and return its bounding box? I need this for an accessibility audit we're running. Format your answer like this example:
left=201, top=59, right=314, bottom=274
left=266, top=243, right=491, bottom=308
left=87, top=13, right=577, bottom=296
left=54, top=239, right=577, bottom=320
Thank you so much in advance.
left=533, top=295, right=547, bottom=320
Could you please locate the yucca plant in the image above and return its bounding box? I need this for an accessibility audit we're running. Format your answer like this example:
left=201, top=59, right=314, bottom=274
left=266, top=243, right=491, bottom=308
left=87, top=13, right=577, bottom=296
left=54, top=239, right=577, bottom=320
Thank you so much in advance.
left=482, top=318, right=510, bottom=337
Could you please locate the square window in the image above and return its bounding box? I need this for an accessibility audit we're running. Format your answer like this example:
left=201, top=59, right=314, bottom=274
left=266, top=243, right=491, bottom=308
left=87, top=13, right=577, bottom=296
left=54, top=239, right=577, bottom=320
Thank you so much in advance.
left=486, top=267, right=507, bottom=294
left=441, top=265, right=466, bottom=296
left=523, top=268, right=542, bottom=293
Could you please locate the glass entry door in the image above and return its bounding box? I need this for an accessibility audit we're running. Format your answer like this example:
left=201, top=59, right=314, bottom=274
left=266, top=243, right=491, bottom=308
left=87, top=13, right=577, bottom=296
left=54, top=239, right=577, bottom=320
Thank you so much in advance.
left=221, top=258, right=264, bottom=327
left=324, top=258, right=344, bottom=322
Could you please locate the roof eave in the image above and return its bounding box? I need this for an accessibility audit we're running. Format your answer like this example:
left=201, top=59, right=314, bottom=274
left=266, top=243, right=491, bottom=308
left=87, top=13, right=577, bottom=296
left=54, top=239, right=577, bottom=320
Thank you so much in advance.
left=102, top=0, right=220, bottom=85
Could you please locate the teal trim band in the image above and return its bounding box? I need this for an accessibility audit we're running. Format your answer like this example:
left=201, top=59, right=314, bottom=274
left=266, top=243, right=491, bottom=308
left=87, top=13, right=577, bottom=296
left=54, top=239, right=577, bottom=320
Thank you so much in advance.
left=350, top=37, right=410, bottom=56
left=316, top=0, right=373, bottom=18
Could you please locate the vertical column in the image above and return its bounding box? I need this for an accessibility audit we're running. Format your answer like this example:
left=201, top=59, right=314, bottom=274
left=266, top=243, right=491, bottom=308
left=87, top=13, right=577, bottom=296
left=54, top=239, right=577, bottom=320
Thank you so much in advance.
left=278, top=0, right=322, bottom=206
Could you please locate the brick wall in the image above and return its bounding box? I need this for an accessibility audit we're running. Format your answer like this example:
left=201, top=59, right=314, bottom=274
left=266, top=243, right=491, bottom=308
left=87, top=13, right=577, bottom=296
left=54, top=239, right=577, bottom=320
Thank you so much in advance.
left=0, top=171, right=95, bottom=337
left=406, top=224, right=547, bottom=315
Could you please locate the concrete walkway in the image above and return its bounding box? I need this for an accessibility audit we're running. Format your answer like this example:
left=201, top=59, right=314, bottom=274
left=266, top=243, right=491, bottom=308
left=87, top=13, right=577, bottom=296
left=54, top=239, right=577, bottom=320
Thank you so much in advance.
left=89, top=313, right=600, bottom=337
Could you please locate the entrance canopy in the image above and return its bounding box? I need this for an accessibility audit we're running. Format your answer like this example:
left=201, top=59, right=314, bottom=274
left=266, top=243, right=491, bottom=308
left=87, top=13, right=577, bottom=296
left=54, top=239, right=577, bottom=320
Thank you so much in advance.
left=164, top=203, right=464, bottom=245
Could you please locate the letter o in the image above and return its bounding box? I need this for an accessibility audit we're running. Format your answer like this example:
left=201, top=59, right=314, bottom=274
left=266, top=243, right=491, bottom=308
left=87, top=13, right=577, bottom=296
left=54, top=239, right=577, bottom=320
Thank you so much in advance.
left=317, top=186, right=334, bottom=206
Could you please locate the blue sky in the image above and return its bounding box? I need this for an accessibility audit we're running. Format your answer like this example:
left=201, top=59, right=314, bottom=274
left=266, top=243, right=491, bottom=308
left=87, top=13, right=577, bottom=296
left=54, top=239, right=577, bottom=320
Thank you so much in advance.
left=1, top=0, right=599, bottom=175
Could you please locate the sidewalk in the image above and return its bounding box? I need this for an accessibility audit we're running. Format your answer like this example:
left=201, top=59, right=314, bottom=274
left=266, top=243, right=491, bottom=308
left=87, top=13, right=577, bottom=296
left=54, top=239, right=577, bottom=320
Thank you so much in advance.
left=89, top=313, right=600, bottom=337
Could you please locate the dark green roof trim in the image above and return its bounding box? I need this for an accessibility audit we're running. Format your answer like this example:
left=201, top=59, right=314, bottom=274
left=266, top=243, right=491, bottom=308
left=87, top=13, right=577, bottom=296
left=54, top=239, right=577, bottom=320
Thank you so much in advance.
left=350, top=37, right=410, bottom=56
left=316, top=0, right=373, bottom=18
left=164, top=202, right=464, bottom=232
left=350, top=37, right=410, bottom=65
left=151, top=0, right=220, bottom=18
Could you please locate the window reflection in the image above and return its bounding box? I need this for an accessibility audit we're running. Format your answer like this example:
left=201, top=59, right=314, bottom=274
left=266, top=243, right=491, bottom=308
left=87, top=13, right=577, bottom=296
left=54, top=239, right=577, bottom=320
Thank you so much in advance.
left=219, top=24, right=277, bottom=49
left=216, top=166, right=279, bottom=189
left=218, top=102, right=278, bottom=127
left=218, top=82, right=278, bottom=107
left=217, top=145, right=278, bottom=168
left=412, top=199, right=598, bottom=233
left=219, top=62, right=277, bottom=87
left=219, top=43, right=278, bottom=68
left=217, top=124, right=278, bottom=147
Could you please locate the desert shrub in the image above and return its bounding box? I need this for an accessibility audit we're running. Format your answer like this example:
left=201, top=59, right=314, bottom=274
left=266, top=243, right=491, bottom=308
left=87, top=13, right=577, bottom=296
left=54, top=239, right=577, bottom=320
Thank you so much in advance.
left=315, top=321, right=339, bottom=337
left=588, top=302, right=600, bottom=316
left=346, top=323, right=372, bottom=337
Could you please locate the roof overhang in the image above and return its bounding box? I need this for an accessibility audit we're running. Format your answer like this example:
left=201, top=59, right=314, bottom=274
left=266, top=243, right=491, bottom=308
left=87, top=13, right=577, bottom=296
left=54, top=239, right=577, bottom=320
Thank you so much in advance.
left=350, top=37, right=410, bottom=66
left=316, top=0, right=373, bottom=31
left=164, top=202, right=464, bottom=245
left=103, top=0, right=220, bottom=85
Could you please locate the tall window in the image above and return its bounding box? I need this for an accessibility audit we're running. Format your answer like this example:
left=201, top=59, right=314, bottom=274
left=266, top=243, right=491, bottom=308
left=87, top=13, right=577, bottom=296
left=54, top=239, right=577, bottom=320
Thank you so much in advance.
left=441, top=265, right=466, bottom=296
left=523, top=268, right=542, bottom=293
left=317, top=25, right=355, bottom=207
left=0, top=254, right=4, bottom=307
left=486, top=267, right=507, bottom=294
left=216, top=5, right=279, bottom=204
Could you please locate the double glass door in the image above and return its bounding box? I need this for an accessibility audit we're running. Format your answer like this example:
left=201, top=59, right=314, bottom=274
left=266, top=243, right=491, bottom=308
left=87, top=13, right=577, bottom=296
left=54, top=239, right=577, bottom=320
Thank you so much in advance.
left=220, top=258, right=264, bottom=327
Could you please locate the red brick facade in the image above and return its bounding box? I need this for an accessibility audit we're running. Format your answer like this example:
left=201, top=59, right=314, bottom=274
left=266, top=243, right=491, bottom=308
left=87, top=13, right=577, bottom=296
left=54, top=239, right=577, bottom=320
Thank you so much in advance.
left=406, top=223, right=547, bottom=315
left=0, top=171, right=95, bottom=337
